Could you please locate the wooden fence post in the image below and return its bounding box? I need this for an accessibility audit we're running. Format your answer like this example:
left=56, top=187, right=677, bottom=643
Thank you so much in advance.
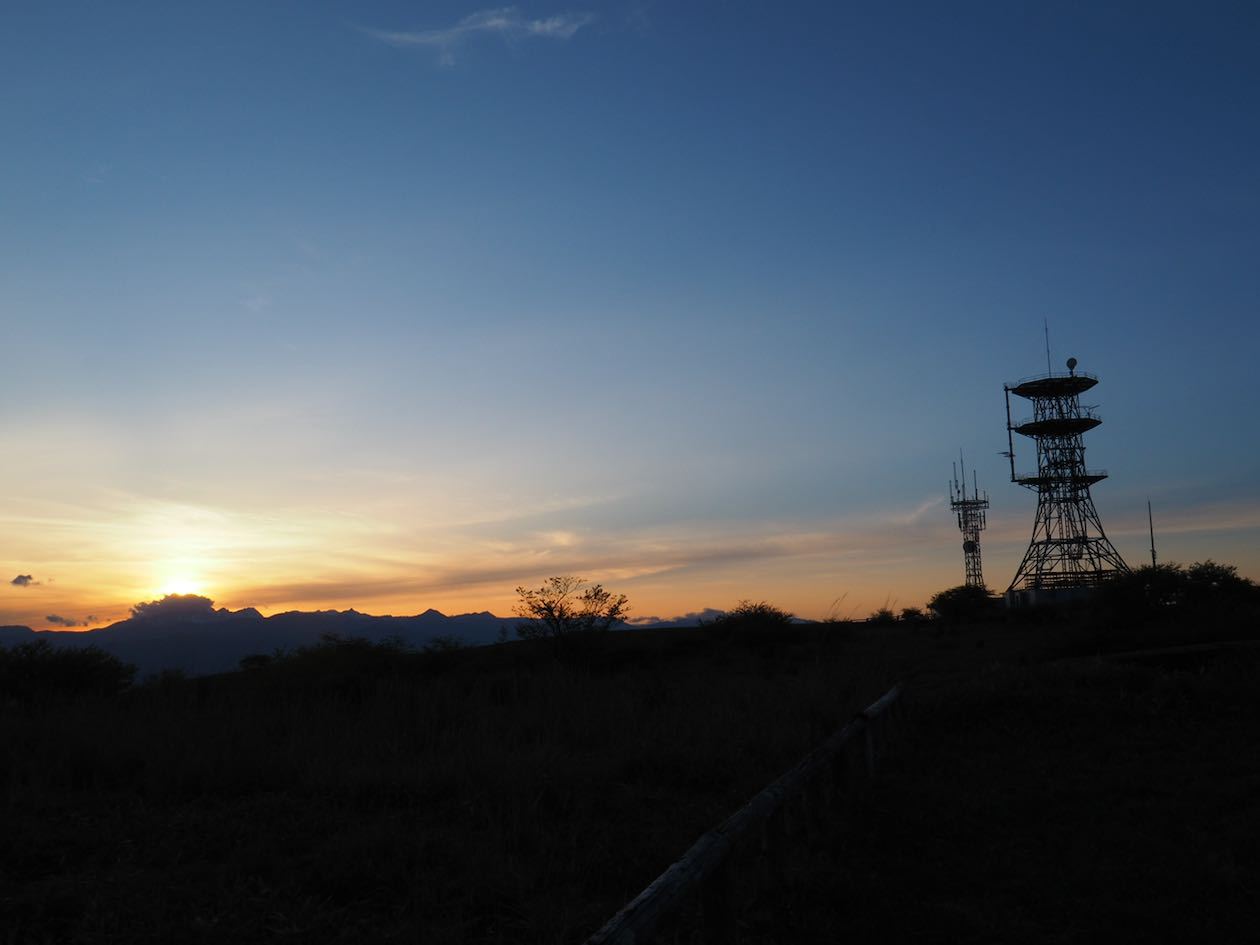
left=582, top=685, right=903, bottom=945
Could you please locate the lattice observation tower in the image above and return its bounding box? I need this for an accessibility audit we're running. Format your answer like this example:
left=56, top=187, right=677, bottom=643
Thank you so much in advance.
left=1004, top=357, right=1128, bottom=602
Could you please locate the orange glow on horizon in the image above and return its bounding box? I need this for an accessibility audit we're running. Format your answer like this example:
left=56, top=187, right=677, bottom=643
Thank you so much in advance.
left=3, top=494, right=1259, bottom=633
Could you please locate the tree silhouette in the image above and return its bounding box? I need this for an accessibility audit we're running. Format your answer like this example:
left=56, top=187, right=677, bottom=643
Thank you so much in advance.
left=1185, top=560, right=1252, bottom=601
left=513, top=576, right=629, bottom=641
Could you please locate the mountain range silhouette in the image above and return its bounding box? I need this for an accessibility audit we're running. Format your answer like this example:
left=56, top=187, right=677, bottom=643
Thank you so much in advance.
left=0, top=599, right=711, bottom=676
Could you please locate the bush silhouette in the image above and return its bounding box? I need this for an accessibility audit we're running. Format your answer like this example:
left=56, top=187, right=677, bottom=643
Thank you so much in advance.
left=239, top=653, right=274, bottom=671
left=706, top=601, right=795, bottom=635
left=1098, top=564, right=1186, bottom=616
left=1097, top=560, right=1258, bottom=636
left=927, top=585, right=997, bottom=622
left=0, top=640, right=135, bottom=703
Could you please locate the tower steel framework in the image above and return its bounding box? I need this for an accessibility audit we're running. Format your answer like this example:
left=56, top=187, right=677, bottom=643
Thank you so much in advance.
left=949, top=456, right=989, bottom=588
left=1004, top=357, right=1128, bottom=596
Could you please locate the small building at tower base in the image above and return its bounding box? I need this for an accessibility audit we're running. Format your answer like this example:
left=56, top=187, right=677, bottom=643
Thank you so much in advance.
left=1004, top=585, right=1099, bottom=609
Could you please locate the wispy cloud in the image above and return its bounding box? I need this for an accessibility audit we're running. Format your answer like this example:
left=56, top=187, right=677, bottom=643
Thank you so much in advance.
left=82, top=163, right=111, bottom=185
left=228, top=513, right=950, bottom=613
left=889, top=496, right=944, bottom=527
left=363, top=7, right=594, bottom=64
left=627, top=608, right=726, bottom=626
left=241, top=293, right=271, bottom=314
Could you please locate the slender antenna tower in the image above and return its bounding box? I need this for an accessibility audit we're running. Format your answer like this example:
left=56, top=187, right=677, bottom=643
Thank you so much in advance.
left=949, top=452, right=989, bottom=588
left=1148, top=499, right=1157, bottom=568
left=1004, top=354, right=1129, bottom=601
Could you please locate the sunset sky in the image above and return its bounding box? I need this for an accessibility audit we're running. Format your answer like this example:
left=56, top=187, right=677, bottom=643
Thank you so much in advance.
left=3, top=1, right=1258, bottom=630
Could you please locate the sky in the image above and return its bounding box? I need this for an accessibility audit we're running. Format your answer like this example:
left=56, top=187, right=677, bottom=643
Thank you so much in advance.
left=2, top=1, right=1258, bottom=629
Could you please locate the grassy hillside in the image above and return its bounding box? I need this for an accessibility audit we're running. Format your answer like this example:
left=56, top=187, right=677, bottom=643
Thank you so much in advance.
left=3, top=573, right=1257, bottom=944
left=748, top=644, right=1260, bottom=943
left=2, top=623, right=891, bottom=944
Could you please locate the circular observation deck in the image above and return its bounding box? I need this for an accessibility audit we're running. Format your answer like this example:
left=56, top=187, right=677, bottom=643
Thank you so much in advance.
left=1014, top=469, right=1109, bottom=487
left=1012, top=415, right=1102, bottom=437
left=1007, top=372, right=1098, bottom=399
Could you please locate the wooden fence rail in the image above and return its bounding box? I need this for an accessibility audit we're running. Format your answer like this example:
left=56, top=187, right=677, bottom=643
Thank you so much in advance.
left=584, top=683, right=905, bottom=945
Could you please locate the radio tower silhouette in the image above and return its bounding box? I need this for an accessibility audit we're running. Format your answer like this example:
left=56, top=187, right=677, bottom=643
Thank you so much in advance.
left=1003, top=355, right=1129, bottom=601
left=949, top=454, right=989, bottom=588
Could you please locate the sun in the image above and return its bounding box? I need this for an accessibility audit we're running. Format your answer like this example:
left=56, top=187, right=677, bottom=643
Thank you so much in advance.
left=157, top=575, right=205, bottom=597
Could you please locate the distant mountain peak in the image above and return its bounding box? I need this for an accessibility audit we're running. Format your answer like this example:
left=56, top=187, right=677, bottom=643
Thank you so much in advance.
left=10, top=606, right=517, bottom=677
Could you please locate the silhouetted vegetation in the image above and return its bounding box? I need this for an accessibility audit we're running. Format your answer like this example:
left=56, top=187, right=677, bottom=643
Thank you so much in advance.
left=755, top=647, right=1260, bottom=943
left=238, top=652, right=275, bottom=671
left=513, top=575, right=629, bottom=641
left=1101, top=560, right=1257, bottom=613
left=1, top=620, right=884, bottom=944
left=927, top=583, right=999, bottom=622
left=5, top=563, right=1258, bottom=943
left=0, top=639, right=135, bottom=704
left=707, top=599, right=795, bottom=631
left=422, top=633, right=467, bottom=654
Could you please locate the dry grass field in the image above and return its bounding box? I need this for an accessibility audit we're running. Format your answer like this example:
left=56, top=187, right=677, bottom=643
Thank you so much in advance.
left=4, top=570, right=1258, bottom=944
left=3, top=623, right=890, bottom=944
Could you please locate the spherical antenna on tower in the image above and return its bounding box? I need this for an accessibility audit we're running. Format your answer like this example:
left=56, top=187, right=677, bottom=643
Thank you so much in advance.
left=1066, top=357, right=1078, bottom=373
left=963, top=540, right=978, bottom=553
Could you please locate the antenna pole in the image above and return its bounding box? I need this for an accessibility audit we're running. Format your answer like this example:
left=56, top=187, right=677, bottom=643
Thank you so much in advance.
left=1044, top=318, right=1052, bottom=374
left=1004, top=386, right=1017, bottom=482
left=1148, top=499, right=1157, bottom=568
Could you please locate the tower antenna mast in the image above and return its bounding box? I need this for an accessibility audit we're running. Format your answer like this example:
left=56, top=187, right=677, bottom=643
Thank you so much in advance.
left=949, top=451, right=989, bottom=588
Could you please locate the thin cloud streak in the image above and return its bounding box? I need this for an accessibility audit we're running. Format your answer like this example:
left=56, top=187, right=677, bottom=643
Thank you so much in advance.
left=890, top=496, right=945, bottom=527
left=363, top=7, right=594, bottom=63
left=229, top=511, right=959, bottom=611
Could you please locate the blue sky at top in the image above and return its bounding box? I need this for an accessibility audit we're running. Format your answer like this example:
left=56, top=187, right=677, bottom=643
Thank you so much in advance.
left=1, top=1, right=1257, bottom=624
